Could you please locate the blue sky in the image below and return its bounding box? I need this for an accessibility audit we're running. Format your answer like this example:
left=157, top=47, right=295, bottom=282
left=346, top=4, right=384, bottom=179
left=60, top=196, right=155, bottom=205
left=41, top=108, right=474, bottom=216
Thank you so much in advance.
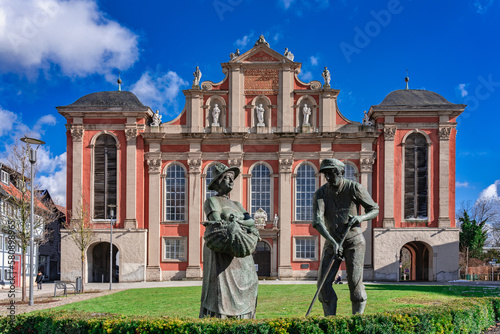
left=0, top=0, right=499, bottom=207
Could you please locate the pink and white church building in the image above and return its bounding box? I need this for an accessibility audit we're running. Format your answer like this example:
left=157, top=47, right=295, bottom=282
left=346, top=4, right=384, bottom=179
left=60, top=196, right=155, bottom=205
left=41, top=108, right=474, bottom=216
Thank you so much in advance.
left=58, top=36, right=464, bottom=283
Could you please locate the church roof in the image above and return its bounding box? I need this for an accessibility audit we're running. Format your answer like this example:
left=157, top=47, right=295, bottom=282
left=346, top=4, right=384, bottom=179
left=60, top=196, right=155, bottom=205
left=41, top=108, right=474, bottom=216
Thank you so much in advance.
left=66, top=91, right=145, bottom=107
left=378, top=89, right=453, bottom=106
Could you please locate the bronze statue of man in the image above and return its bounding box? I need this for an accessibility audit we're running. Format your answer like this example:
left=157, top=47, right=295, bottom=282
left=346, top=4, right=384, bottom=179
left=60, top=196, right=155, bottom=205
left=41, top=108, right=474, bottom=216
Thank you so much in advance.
left=200, top=163, right=260, bottom=319
left=312, top=158, right=379, bottom=315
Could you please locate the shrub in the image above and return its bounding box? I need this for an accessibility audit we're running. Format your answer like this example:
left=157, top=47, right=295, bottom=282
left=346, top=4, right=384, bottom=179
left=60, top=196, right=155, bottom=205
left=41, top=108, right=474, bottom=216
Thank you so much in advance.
left=0, top=298, right=498, bottom=334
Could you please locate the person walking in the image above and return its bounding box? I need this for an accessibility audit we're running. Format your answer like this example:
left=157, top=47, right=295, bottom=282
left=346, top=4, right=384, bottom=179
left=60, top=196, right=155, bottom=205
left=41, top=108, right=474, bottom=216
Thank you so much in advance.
left=35, top=271, right=44, bottom=290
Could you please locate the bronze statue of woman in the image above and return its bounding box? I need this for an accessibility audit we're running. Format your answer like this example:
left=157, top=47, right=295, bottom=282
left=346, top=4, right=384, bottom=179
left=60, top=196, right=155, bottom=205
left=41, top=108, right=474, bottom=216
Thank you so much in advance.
left=200, top=163, right=260, bottom=319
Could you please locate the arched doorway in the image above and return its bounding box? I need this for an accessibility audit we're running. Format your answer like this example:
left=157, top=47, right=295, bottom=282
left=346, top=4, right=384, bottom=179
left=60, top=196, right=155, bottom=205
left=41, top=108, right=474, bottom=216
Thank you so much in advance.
left=87, top=242, right=119, bottom=283
left=253, top=241, right=271, bottom=277
left=400, top=241, right=431, bottom=281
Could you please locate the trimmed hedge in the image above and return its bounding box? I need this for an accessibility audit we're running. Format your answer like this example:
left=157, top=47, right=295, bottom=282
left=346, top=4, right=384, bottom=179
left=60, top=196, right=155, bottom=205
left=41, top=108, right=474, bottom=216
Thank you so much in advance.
left=1, top=298, right=499, bottom=334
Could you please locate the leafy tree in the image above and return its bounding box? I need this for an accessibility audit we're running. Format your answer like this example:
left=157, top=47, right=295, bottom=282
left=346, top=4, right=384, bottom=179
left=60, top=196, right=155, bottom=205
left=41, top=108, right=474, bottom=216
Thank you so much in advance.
left=459, top=210, right=487, bottom=259
left=458, top=198, right=500, bottom=246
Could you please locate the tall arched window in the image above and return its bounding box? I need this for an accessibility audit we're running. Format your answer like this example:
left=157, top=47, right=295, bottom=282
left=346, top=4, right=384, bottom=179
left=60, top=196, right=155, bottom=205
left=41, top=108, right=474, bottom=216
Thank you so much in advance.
left=296, top=164, right=315, bottom=221
left=344, top=163, right=356, bottom=182
left=404, top=133, right=428, bottom=219
left=165, top=164, right=186, bottom=221
left=251, top=164, right=271, bottom=216
left=94, top=134, right=117, bottom=219
left=205, top=164, right=218, bottom=200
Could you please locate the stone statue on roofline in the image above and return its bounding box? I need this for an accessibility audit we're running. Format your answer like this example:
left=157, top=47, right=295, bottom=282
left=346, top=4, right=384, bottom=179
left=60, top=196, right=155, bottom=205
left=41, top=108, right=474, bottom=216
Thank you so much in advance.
left=200, top=163, right=260, bottom=319
left=284, top=48, right=294, bottom=61
left=230, top=49, right=240, bottom=60
left=193, top=66, right=202, bottom=88
left=362, top=111, right=373, bottom=126
left=151, top=110, right=162, bottom=126
left=254, top=35, right=270, bottom=48
left=322, top=67, right=331, bottom=88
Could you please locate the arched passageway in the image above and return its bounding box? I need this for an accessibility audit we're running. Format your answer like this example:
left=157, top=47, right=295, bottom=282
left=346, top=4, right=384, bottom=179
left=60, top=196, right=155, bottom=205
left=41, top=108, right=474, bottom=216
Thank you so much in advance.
left=400, top=241, right=431, bottom=281
left=87, top=242, right=119, bottom=283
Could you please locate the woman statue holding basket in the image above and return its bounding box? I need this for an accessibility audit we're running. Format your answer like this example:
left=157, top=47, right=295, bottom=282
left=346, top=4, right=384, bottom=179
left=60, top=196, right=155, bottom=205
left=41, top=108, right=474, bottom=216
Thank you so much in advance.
left=200, top=163, right=260, bottom=319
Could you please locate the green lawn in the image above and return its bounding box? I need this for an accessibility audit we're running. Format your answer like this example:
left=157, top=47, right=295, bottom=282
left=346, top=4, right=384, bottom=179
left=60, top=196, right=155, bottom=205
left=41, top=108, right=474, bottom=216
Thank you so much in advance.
left=43, top=284, right=500, bottom=319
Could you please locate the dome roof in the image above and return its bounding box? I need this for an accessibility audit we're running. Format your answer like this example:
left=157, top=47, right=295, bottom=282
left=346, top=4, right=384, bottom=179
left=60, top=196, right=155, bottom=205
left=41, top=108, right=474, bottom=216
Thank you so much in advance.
left=67, top=91, right=145, bottom=107
left=378, top=89, right=453, bottom=106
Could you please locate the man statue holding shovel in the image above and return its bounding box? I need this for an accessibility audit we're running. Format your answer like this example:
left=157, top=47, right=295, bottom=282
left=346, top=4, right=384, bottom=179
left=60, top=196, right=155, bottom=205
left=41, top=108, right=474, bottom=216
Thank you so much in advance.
left=312, top=158, right=379, bottom=316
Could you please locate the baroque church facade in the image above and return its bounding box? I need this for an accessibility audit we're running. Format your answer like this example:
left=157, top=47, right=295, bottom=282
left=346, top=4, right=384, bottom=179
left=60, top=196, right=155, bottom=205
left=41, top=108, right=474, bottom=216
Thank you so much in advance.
left=58, top=36, right=464, bottom=283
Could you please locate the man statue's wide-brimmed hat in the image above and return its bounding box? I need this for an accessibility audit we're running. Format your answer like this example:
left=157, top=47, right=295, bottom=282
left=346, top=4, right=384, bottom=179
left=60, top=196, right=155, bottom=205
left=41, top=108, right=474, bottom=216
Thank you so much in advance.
left=319, top=158, right=345, bottom=173
left=208, top=163, right=241, bottom=191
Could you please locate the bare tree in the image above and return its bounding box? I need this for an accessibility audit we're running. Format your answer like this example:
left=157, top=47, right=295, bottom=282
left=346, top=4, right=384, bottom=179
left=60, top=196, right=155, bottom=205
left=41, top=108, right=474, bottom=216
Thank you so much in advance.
left=0, top=139, right=56, bottom=302
left=457, top=198, right=500, bottom=246
left=66, top=198, right=94, bottom=293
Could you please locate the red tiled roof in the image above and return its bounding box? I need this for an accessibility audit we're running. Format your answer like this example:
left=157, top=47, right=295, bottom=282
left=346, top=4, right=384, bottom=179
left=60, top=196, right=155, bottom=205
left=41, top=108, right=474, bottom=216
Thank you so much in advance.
left=0, top=181, right=49, bottom=211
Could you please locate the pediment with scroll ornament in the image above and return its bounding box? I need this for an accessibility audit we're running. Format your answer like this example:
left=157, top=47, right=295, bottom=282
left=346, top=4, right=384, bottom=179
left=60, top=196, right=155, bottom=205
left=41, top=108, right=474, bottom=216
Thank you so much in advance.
left=233, top=35, right=294, bottom=64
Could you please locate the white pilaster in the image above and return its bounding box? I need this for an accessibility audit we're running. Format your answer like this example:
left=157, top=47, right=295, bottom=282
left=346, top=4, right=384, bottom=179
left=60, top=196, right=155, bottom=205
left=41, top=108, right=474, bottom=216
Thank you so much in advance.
left=279, top=67, right=293, bottom=132
left=383, top=123, right=396, bottom=228
left=146, top=143, right=162, bottom=281
left=438, top=125, right=452, bottom=228
left=229, top=67, right=243, bottom=132
left=68, top=123, right=84, bottom=220
left=125, top=122, right=137, bottom=229
left=186, top=146, right=202, bottom=278
left=278, top=141, right=293, bottom=278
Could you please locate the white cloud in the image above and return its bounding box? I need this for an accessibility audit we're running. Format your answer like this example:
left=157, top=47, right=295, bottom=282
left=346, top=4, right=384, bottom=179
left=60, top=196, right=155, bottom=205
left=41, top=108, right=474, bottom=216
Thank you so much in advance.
left=0, top=108, right=17, bottom=136
left=456, top=181, right=470, bottom=188
left=479, top=180, right=500, bottom=200
left=0, top=0, right=139, bottom=78
left=310, top=56, right=319, bottom=66
left=130, top=71, right=188, bottom=115
left=474, top=0, right=495, bottom=13
left=299, top=70, right=313, bottom=82
left=457, top=83, right=469, bottom=97
left=235, top=33, right=254, bottom=49
left=280, top=0, right=330, bottom=12
left=281, top=0, right=293, bottom=9
left=38, top=152, right=66, bottom=204
left=0, top=107, right=65, bottom=202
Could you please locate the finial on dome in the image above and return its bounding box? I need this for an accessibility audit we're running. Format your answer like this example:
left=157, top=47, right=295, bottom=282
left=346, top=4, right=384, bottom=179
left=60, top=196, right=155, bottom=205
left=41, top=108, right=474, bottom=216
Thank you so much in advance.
left=117, top=71, right=122, bottom=91
left=405, top=69, right=409, bottom=90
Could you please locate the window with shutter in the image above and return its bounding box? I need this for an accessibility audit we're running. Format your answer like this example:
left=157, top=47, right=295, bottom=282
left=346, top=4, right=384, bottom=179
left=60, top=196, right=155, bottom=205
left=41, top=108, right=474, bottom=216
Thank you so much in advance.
left=404, top=133, right=428, bottom=220
left=94, top=134, right=117, bottom=219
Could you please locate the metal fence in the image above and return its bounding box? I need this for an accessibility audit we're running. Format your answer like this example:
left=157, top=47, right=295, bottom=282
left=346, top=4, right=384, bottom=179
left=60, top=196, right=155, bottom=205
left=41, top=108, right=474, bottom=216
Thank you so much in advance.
left=460, top=274, right=500, bottom=281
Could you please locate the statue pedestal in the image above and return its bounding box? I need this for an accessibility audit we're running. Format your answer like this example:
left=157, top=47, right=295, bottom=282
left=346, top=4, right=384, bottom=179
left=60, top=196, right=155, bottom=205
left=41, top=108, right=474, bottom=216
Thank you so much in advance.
left=302, top=124, right=312, bottom=133
left=256, top=125, right=267, bottom=134
left=211, top=125, right=223, bottom=133
left=150, top=125, right=160, bottom=133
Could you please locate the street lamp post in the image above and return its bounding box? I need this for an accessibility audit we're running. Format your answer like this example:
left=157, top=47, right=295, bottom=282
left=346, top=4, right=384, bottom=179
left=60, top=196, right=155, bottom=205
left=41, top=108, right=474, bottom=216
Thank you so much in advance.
left=108, top=204, right=116, bottom=291
left=20, top=136, right=45, bottom=307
